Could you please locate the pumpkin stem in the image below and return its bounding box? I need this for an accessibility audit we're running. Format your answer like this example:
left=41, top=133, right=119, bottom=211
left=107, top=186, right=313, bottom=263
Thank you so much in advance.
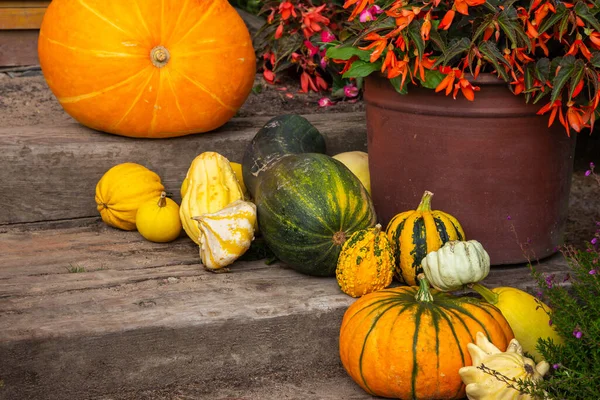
left=150, top=46, right=170, bottom=68
left=415, top=273, right=434, bottom=302
left=373, top=223, right=382, bottom=234
left=416, top=190, right=434, bottom=212
left=471, top=283, right=500, bottom=305
left=157, top=191, right=167, bottom=208
left=333, top=231, right=347, bottom=246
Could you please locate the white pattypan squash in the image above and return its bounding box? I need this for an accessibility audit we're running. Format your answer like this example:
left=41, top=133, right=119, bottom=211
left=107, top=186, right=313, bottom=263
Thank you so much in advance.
left=459, top=332, right=550, bottom=400
left=192, top=199, right=257, bottom=271
left=421, top=239, right=490, bottom=291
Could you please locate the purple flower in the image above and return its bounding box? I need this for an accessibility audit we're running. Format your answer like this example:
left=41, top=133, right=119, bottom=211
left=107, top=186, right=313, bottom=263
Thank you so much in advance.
left=507, top=215, right=512, bottom=220
left=553, top=363, right=561, bottom=370
left=586, top=170, right=593, bottom=177
left=320, top=30, right=336, bottom=43
left=344, top=84, right=359, bottom=98
left=591, top=162, right=596, bottom=169
left=573, top=328, right=583, bottom=339
left=545, top=274, right=555, bottom=289
left=591, top=237, right=598, bottom=245
left=318, top=97, right=335, bottom=107
left=590, top=269, right=597, bottom=275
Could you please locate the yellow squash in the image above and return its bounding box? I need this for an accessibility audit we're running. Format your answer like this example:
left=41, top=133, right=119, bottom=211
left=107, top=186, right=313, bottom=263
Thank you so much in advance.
left=472, top=283, right=563, bottom=361
left=332, top=151, right=371, bottom=194
left=180, top=152, right=244, bottom=245
left=336, top=224, right=394, bottom=297
left=192, top=199, right=257, bottom=271
left=181, top=161, right=247, bottom=199
left=459, top=332, right=550, bottom=399
left=136, top=191, right=182, bottom=243
left=95, top=163, right=164, bottom=230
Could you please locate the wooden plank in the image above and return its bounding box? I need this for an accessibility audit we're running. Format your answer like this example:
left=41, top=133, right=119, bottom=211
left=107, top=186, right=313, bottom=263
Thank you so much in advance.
left=0, top=29, right=39, bottom=66
left=0, top=7, right=46, bottom=29
left=0, top=113, right=368, bottom=225
left=0, top=1, right=51, bottom=8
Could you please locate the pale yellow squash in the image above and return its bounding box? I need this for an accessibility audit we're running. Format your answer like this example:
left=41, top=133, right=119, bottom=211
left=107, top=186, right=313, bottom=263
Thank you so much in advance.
left=332, top=151, right=371, bottom=194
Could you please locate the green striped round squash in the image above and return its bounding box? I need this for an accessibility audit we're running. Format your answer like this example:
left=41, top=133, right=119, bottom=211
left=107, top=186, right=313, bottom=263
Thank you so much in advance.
left=339, top=276, right=514, bottom=399
left=255, top=153, right=377, bottom=276
left=386, top=190, right=465, bottom=285
left=242, top=114, right=326, bottom=198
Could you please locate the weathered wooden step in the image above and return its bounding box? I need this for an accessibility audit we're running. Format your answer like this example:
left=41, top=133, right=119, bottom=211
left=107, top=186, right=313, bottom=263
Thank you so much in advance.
left=0, top=221, right=571, bottom=399
left=0, top=112, right=368, bottom=225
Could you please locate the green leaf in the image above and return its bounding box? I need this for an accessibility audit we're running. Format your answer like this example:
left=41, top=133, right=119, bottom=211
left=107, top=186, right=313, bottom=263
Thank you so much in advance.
left=325, top=46, right=372, bottom=62
left=389, top=76, right=409, bottom=94
left=440, top=37, right=471, bottom=67
left=407, top=21, right=425, bottom=59
left=342, top=60, right=382, bottom=79
left=429, top=27, right=447, bottom=54
left=537, top=3, right=568, bottom=35
left=558, top=15, right=570, bottom=42
left=535, top=58, right=551, bottom=82
left=591, top=52, right=600, bottom=68
left=472, top=16, right=495, bottom=43
left=533, top=87, right=550, bottom=104
left=586, top=68, right=599, bottom=100
left=550, top=55, right=576, bottom=103
left=568, top=59, right=586, bottom=100
left=419, top=69, right=446, bottom=89
left=497, top=7, right=519, bottom=48
left=478, top=41, right=511, bottom=81
left=523, top=63, right=535, bottom=103
left=575, top=2, right=600, bottom=32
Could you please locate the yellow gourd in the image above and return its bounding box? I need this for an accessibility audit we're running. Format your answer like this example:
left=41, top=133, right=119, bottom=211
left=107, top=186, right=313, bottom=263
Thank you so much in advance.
left=472, top=283, right=563, bottom=361
left=336, top=224, right=395, bottom=297
left=95, top=163, right=164, bottom=230
left=192, top=199, right=257, bottom=271
left=179, top=152, right=244, bottom=245
left=136, top=191, right=182, bottom=243
left=332, top=151, right=371, bottom=194
left=459, top=332, right=550, bottom=400
left=181, top=161, right=247, bottom=199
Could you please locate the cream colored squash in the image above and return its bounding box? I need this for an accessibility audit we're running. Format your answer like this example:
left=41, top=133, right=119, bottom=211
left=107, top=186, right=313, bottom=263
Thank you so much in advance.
left=192, top=199, right=257, bottom=271
left=459, top=332, right=550, bottom=400
left=421, top=240, right=490, bottom=291
left=332, top=151, right=371, bottom=194
left=180, top=152, right=244, bottom=245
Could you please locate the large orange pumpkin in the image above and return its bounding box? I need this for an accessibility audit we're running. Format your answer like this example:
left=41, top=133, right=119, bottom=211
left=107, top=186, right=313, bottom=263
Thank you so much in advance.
left=38, top=0, right=256, bottom=138
left=339, top=277, right=514, bottom=400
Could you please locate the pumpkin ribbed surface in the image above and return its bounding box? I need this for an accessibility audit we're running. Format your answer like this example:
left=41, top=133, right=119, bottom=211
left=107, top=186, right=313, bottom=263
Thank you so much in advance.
left=95, top=163, right=164, bottom=230
left=255, top=153, right=377, bottom=277
left=336, top=224, right=394, bottom=297
left=339, top=280, right=514, bottom=400
left=386, top=191, right=465, bottom=285
left=38, top=0, right=255, bottom=138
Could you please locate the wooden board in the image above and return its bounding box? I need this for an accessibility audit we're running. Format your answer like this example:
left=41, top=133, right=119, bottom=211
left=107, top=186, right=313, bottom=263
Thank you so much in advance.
left=0, top=221, right=572, bottom=399
left=0, top=113, right=368, bottom=226
left=0, top=7, right=47, bottom=29
left=0, top=29, right=39, bottom=66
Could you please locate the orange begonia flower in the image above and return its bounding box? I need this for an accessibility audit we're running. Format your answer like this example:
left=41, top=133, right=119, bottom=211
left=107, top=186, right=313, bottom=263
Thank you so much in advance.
left=278, top=1, right=297, bottom=20
left=455, top=0, right=486, bottom=16
left=359, top=32, right=388, bottom=62
left=567, top=39, right=592, bottom=60
left=438, top=10, right=456, bottom=30
left=343, top=0, right=375, bottom=20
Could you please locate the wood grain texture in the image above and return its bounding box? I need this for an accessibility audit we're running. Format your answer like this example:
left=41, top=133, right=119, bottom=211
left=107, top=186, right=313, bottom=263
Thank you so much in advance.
left=0, top=29, right=39, bottom=66
left=0, top=222, right=571, bottom=399
left=0, top=113, right=368, bottom=225
left=0, top=7, right=46, bottom=29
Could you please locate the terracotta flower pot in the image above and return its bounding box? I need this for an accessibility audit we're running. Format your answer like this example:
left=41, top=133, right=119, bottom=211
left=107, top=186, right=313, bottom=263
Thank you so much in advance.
left=364, top=74, right=577, bottom=265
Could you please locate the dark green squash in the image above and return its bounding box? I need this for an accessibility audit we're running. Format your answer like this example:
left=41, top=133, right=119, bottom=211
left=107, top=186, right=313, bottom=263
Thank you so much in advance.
left=255, top=153, right=377, bottom=277
left=242, top=114, right=326, bottom=197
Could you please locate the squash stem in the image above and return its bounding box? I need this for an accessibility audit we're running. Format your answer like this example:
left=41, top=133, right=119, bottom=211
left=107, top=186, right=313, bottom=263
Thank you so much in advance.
left=415, top=273, right=434, bottom=303
left=373, top=223, right=382, bottom=234
left=157, top=191, right=167, bottom=208
left=471, top=283, right=499, bottom=305
left=416, top=190, right=434, bottom=212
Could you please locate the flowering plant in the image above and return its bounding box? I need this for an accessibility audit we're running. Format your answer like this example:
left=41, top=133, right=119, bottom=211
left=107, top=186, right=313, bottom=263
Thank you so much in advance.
left=256, top=0, right=362, bottom=99
left=324, top=0, right=600, bottom=135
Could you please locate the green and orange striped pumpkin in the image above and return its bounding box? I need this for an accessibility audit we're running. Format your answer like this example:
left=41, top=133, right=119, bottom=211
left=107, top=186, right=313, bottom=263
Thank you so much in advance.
left=339, top=276, right=514, bottom=400
left=386, top=190, right=465, bottom=285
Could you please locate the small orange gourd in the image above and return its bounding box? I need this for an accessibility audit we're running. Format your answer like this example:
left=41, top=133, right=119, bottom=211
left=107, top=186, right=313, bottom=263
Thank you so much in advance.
left=136, top=191, right=182, bottom=243
left=38, top=0, right=255, bottom=138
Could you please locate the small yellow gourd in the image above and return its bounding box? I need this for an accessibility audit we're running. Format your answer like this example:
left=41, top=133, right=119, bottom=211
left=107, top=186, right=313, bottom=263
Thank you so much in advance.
left=459, top=332, right=550, bottom=400
left=332, top=151, right=371, bottom=194
left=95, top=163, right=165, bottom=231
left=336, top=224, right=395, bottom=297
left=192, top=199, right=257, bottom=271
left=136, top=191, right=182, bottom=243
left=179, top=152, right=245, bottom=245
